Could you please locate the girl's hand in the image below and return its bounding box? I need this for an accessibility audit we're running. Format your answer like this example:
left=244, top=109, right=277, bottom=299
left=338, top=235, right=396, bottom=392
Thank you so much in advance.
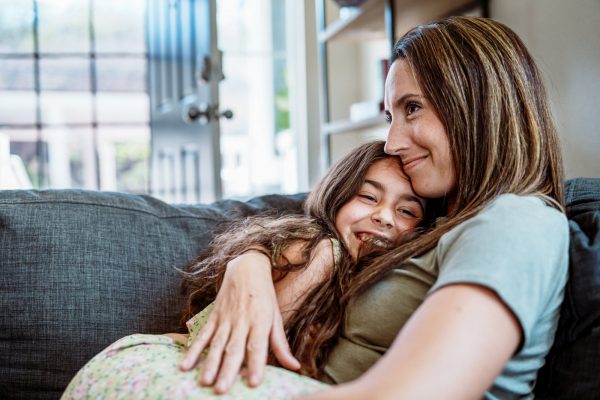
left=179, top=251, right=301, bottom=394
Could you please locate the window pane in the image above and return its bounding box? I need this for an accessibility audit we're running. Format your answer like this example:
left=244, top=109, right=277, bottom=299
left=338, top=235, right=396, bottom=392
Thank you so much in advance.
left=97, top=126, right=150, bottom=193
left=38, top=0, right=90, bottom=54
left=0, top=91, right=37, bottom=125
left=96, top=57, right=146, bottom=92
left=96, top=92, right=149, bottom=124
left=0, top=58, right=35, bottom=90
left=217, top=0, right=296, bottom=197
left=40, top=91, right=93, bottom=124
left=40, top=58, right=90, bottom=91
left=40, top=127, right=96, bottom=189
left=95, top=0, right=146, bottom=54
left=0, top=1, right=34, bottom=53
left=6, top=129, right=45, bottom=188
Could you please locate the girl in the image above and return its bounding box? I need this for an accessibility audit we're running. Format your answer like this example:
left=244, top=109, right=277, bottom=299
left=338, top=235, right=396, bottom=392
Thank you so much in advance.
left=61, top=140, right=431, bottom=399
left=184, top=16, right=569, bottom=400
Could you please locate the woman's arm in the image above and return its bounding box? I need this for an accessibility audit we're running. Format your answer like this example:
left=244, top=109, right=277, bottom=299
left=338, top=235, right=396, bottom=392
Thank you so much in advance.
left=303, top=283, right=521, bottom=400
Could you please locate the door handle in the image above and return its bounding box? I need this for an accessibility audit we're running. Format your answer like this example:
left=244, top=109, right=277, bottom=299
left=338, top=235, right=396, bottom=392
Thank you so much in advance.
left=185, top=103, right=234, bottom=125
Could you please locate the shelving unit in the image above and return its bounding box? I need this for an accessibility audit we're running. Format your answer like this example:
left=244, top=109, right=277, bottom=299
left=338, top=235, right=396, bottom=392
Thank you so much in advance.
left=318, top=0, right=387, bottom=43
left=316, top=0, right=488, bottom=166
left=322, top=112, right=386, bottom=135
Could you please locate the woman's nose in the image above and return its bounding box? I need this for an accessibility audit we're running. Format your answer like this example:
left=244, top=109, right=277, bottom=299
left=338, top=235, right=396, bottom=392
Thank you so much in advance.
left=384, top=123, right=410, bottom=156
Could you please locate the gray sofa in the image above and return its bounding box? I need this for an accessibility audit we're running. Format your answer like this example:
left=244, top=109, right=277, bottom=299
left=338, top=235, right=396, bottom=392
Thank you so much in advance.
left=1, top=179, right=599, bottom=399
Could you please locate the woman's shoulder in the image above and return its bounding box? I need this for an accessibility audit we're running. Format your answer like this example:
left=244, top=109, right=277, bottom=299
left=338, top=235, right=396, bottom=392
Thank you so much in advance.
left=439, top=193, right=569, bottom=258
left=477, top=193, right=567, bottom=233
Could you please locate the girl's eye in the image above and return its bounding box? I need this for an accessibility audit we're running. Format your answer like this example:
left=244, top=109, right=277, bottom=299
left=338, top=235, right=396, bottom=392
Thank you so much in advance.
left=398, top=208, right=419, bottom=218
left=406, top=103, right=421, bottom=116
left=358, top=194, right=377, bottom=202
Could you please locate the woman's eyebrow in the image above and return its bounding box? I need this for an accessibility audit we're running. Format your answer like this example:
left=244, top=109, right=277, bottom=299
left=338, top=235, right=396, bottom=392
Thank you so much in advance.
left=394, top=93, right=424, bottom=107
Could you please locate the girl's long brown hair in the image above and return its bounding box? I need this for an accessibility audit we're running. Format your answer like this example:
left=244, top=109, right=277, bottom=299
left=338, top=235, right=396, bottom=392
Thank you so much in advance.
left=341, top=16, right=565, bottom=307
left=181, top=140, right=435, bottom=379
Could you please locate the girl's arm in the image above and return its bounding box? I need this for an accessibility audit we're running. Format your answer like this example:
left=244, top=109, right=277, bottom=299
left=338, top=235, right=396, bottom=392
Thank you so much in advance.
left=274, top=238, right=335, bottom=323
left=180, top=238, right=335, bottom=394
left=303, top=283, right=521, bottom=400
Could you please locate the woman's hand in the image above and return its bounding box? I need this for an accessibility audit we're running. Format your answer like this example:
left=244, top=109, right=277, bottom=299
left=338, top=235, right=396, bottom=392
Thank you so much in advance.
left=179, top=251, right=301, bottom=394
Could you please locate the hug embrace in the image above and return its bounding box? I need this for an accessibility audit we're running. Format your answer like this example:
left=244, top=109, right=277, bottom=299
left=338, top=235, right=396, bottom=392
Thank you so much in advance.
left=63, top=16, right=568, bottom=400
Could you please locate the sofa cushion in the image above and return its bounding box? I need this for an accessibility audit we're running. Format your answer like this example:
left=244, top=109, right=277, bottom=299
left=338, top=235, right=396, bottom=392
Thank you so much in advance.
left=534, top=178, right=600, bottom=399
left=0, top=189, right=304, bottom=400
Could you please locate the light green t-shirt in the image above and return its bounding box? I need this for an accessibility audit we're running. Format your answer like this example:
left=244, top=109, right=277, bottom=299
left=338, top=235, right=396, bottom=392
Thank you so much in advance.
left=324, top=194, right=569, bottom=400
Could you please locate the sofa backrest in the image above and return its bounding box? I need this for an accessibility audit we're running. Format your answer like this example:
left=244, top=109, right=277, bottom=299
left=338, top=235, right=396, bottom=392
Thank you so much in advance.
left=0, top=189, right=304, bottom=400
left=1, top=179, right=599, bottom=399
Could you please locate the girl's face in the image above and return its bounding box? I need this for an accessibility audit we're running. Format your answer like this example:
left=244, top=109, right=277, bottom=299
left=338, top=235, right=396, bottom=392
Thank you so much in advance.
left=383, top=60, right=457, bottom=209
left=335, top=158, right=425, bottom=261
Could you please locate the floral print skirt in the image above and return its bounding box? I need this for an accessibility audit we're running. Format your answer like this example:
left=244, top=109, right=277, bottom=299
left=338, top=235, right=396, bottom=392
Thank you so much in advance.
left=61, top=305, right=327, bottom=399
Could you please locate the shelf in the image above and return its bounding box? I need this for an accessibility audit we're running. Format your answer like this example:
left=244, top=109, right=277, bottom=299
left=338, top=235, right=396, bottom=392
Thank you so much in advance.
left=318, top=0, right=386, bottom=43
left=392, top=0, right=480, bottom=37
left=319, top=0, right=481, bottom=43
left=322, top=113, right=386, bottom=135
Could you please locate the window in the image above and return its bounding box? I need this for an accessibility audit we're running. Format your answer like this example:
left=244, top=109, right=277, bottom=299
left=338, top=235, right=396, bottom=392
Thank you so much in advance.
left=1, top=0, right=301, bottom=198
left=0, top=0, right=149, bottom=193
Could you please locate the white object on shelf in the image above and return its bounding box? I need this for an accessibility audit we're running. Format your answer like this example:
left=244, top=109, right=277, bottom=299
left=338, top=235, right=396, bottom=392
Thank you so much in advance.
left=0, top=132, right=33, bottom=189
left=350, top=100, right=381, bottom=122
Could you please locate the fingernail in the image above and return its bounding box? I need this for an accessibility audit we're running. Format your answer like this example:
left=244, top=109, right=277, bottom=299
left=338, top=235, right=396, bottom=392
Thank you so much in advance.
left=249, top=373, right=259, bottom=386
left=203, top=370, right=214, bottom=383
left=215, top=381, right=227, bottom=393
left=180, top=359, right=189, bottom=370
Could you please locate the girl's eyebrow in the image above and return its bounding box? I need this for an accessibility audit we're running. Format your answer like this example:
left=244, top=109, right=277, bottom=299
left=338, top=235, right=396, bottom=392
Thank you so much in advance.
left=364, top=179, right=425, bottom=209
left=364, top=179, right=384, bottom=191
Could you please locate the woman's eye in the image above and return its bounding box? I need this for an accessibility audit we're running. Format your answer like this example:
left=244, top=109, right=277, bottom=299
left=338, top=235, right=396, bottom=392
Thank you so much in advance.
left=406, top=103, right=421, bottom=116
left=384, top=112, right=392, bottom=124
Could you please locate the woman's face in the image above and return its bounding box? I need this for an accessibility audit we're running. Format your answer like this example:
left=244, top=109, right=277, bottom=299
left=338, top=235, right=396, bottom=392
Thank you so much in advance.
left=335, top=158, right=425, bottom=261
left=383, top=60, right=457, bottom=206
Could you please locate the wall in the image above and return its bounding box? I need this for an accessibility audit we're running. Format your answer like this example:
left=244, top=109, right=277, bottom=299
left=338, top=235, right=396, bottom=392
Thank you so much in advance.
left=492, top=0, right=600, bottom=178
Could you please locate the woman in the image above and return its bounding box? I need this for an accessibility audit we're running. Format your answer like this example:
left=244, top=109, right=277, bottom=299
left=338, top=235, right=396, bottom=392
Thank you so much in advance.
left=61, top=141, right=430, bottom=399
left=182, top=16, right=569, bottom=399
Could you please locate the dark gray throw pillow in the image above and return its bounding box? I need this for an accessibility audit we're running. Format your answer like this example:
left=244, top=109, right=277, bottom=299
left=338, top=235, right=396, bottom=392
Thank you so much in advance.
left=534, top=178, right=600, bottom=400
left=0, top=189, right=304, bottom=400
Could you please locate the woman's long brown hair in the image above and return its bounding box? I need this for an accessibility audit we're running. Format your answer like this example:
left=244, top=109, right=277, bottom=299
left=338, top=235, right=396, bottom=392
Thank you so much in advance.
left=181, top=140, right=435, bottom=379
left=340, top=16, right=565, bottom=309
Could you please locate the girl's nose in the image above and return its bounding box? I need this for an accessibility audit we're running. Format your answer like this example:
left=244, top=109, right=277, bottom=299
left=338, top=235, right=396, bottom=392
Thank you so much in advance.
left=372, top=207, right=394, bottom=228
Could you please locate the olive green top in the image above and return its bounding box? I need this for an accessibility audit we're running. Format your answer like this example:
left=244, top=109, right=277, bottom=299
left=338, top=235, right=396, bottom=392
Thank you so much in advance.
left=323, top=249, right=437, bottom=384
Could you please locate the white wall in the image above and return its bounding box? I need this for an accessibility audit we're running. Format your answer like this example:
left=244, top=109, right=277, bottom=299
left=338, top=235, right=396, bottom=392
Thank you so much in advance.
left=491, top=0, right=600, bottom=178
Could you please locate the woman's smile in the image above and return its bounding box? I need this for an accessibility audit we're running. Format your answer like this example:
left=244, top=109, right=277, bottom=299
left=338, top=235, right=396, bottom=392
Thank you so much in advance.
left=401, top=155, right=428, bottom=172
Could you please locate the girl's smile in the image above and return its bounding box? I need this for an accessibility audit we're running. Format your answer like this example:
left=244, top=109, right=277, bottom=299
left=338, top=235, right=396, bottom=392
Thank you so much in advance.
left=335, top=157, right=425, bottom=261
